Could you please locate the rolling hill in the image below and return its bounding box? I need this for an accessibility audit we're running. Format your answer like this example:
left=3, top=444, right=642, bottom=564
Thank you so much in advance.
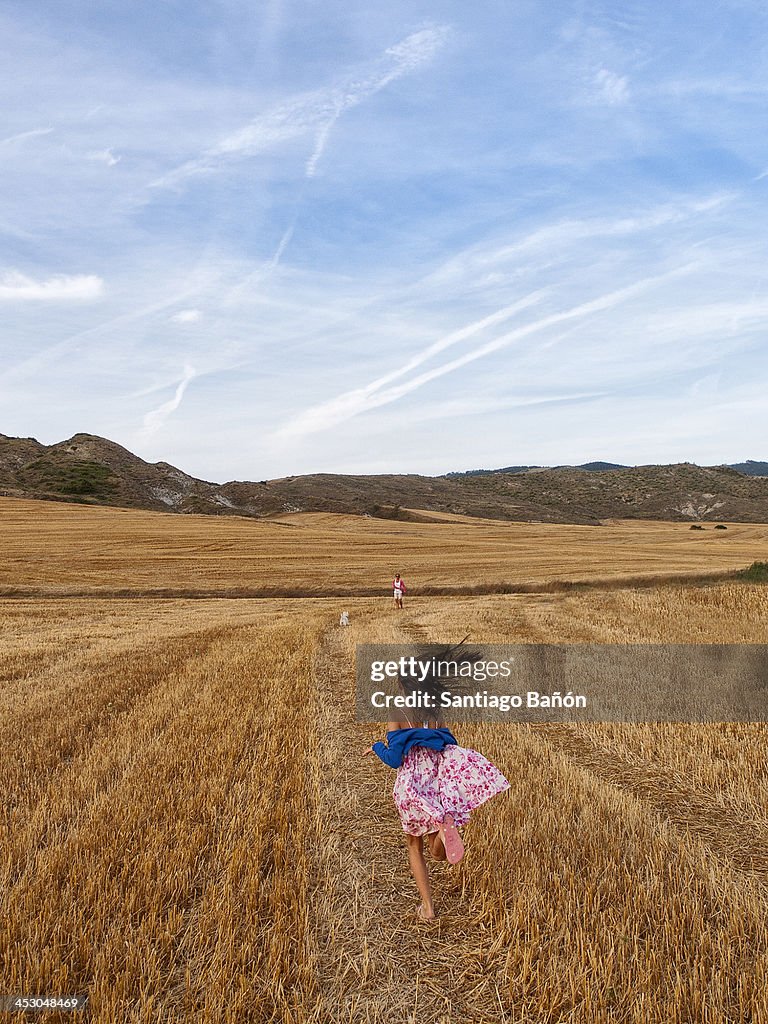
left=2, top=432, right=768, bottom=525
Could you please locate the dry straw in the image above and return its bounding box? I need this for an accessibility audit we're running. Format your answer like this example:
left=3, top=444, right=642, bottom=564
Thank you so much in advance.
left=1, top=500, right=767, bottom=1020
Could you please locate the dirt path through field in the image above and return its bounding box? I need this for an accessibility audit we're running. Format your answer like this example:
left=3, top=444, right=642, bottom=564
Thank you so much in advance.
left=312, top=617, right=514, bottom=1024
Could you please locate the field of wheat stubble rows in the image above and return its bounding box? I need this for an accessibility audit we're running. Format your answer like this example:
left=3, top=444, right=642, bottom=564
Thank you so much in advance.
left=1, top=497, right=767, bottom=1022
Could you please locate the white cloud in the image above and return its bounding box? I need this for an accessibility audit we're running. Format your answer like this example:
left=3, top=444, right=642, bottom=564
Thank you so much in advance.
left=594, top=68, right=630, bottom=104
left=385, top=27, right=449, bottom=69
left=170, top=308, right=202, bottom=323
left=87, top=148, right=121, bottom=166
left=268, top=221, right=297, bottom=269
left=274, top=266, right=694, bottom=439
left=141, top=364, right=197, bottom=436
left=153, top=24, right=451, bottom=188
left=4, top=4, right=768, bottom=480
left=417, top=195, right=733, bottom=293
left=0, top=127, right=54, bottom=147
left=0, top=270, right=104, bottom=301
left=305, top=101, right=343, bottom=179
left=343, top=292, right=548, bottom=397
left=3, top=274, right=212, bottom=382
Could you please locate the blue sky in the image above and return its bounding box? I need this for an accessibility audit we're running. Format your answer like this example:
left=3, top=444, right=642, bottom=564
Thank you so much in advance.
left=1, top=0, right=767, bottom=480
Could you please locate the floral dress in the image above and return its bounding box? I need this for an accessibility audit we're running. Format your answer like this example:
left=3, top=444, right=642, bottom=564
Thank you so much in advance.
left=392, top=742, right=510, bottom=836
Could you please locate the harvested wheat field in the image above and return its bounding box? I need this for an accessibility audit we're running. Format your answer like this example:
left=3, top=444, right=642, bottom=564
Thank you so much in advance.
left=2, top=498, right=768, bottom=1023
left=2, top=496, right=767, bottom=597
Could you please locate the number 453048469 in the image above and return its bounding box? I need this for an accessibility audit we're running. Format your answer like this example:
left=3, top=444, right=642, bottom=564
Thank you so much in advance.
left=0, top=995, right=88, bottom=1012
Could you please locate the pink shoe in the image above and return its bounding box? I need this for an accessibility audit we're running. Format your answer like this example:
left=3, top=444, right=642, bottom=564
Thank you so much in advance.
left=438, top=814, right=464, bottom=864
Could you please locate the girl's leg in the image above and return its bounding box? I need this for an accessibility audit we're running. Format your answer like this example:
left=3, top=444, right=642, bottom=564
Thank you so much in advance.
left=426, top=830, right=447, bottom=861
left=406, top=835, right=436, bottom=919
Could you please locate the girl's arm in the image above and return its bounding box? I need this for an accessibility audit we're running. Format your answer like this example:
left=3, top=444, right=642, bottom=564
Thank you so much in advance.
left=364, top=720, right=408, bottom=766
left=362, top=720, right=402, bottom=757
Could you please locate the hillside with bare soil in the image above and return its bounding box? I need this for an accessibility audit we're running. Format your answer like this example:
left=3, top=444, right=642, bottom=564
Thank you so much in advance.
left=2, top=432, right=768, bottom=524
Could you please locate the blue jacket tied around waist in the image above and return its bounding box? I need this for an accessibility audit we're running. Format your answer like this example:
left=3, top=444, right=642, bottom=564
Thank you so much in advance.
left=372, top=727, right=458, bottom=768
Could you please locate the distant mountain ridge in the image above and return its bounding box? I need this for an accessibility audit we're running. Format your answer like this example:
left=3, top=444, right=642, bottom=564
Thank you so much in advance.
left=727, top=460, right=768, bottom=476
left=446, top=461, right=630, bottom=476
left=447, top=460, right=768, bottom=476
left=2, top=432, right=768, bottom=525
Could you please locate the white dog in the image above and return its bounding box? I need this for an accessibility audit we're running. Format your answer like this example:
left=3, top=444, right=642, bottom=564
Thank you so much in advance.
left=339, top=611, right=350, bottom=626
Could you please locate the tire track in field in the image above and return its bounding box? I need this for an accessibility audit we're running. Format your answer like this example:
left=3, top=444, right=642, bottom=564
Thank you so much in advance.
left=2, top=625, right=238, bottom=799
left=313, top=623, right=471, bottom=1024
left=535, top=724, right=768, bottom=887
left=0, top=623, right=264, bottom=891
left=0, top=620, right=229, bottom=717
left=399, top=618, right=428, bottom=642
left=2, top=622, right=317, bottom=1023
left=312, top=622, right=431, bottom=1022
left=313, top=616, right=521, bottom=1024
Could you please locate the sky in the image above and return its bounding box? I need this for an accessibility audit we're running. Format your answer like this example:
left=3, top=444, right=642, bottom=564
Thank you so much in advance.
left=1, top=0, right=767, bottom=481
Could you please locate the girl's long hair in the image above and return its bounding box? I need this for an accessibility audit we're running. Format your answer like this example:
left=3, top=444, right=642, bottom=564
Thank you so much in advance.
left=398, top=636, right=483, bottom=715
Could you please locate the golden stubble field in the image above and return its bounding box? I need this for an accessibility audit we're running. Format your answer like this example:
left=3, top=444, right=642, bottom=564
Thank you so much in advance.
left=2, top=496, right=768, bottom=1023
left=2, top=496, right=767, bottom=596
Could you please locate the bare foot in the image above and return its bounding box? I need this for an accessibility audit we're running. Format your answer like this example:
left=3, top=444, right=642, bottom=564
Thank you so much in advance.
left=427, top=832, right=447, bottom=861
left=417, top=903, right=436, bottom=923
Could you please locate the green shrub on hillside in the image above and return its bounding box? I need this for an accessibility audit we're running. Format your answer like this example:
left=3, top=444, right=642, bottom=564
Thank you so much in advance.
left=18, top=457, right=117, bottom=498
